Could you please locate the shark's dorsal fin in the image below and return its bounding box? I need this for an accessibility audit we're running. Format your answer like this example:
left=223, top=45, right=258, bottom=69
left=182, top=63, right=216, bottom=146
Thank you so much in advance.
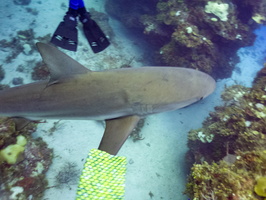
left=36, top=42, right=90, bottom=82
left=99, top=115, right=141, bottom=155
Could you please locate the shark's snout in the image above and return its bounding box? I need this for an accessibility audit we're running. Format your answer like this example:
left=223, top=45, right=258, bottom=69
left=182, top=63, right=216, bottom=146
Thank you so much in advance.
left=201, top=74, right=216, bottom=98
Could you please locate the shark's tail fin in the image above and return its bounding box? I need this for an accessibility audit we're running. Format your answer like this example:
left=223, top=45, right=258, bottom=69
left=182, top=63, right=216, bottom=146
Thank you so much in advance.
left=76, top=149, right=127, bottom=200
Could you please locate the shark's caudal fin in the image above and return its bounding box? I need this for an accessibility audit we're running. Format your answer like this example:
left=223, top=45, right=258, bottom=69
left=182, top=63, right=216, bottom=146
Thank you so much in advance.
left=99, top=116, right=140, bottom=155
left=36, top=43, right=90, bottom=83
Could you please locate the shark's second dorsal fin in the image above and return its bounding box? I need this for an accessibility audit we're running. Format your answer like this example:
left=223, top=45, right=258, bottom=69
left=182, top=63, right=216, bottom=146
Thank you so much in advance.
left=36, top=42, right=90, bottom=82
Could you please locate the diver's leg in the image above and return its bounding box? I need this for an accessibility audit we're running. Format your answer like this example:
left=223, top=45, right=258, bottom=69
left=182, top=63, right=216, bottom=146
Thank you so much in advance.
left=69, top=0, right=84, bottom=10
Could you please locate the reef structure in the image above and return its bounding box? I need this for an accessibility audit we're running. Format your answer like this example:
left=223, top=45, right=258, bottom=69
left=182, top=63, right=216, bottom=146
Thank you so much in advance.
left=0, top=118, right=53, bottom=200
left=185, top=63, right=266, bottom=199
left=105, top=0, right=266, bottom=79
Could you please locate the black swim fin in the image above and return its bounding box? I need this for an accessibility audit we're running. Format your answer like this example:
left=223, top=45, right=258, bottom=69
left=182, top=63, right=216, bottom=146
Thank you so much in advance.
left=80, top=13, right=110, bottom=53
left=50, top=14, right=78, bottom=51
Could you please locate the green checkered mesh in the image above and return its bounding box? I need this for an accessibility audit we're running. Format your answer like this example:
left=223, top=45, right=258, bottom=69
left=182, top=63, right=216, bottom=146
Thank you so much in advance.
left=76, top=149, right=127, bottom=200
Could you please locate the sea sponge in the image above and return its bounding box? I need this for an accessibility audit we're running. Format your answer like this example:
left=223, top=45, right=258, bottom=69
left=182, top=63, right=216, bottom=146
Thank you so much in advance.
left=205, top=2, right=229, bottom=21
left=252, top=14, right=266, bottom=24
left=254, top=177, right=266, bottom=197
left=0, top=135, right=27, bottom=164
left=16, top=135, right=27, bottom=146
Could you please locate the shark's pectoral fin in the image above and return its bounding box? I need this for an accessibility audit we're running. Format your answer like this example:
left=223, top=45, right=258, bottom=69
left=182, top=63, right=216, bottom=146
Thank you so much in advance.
left=99, top=115, right=141, bottom=155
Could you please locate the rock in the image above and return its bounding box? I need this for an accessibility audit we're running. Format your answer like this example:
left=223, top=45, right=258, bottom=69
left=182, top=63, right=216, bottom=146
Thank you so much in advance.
left=13, top=0, right=31, bottom=5
left=12, top=77, right=23, bottom=85
left=22, top=44, right=32, bottom=55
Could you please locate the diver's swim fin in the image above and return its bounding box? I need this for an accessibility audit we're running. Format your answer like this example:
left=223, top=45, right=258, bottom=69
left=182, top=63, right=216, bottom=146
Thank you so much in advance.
left=81, top=16, right=110, bottom=53
left=50, top=14, right=78, bottom=51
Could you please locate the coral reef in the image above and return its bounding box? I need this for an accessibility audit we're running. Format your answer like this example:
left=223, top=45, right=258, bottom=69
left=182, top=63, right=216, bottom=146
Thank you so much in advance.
left=31, top=62, right=50, bottom=81
left=185, top=63, right=266, bottom=199
left=105, top=0, right=266, bottom=78
left=0, top=29, right=50, bottom=63
left=0, top=117, right=53, bottom=200
left=186, top=151, right=266, bottom=199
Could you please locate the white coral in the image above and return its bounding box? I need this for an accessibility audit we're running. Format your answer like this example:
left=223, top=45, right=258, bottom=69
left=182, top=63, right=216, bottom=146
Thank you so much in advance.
left=205, top=2, right=229, bottom=22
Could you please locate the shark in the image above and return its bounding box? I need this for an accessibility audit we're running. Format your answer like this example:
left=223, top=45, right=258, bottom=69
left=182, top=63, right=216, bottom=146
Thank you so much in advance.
left=0, top=43, right=216, bottom=155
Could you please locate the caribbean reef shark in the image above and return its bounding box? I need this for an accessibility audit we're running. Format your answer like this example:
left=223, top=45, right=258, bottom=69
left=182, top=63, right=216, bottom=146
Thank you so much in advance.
left=0, top=43, right=215, bottom=155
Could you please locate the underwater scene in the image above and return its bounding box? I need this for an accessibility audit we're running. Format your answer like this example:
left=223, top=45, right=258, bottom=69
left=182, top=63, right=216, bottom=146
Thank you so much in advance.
left=0, top=0, right=266, bottom=199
